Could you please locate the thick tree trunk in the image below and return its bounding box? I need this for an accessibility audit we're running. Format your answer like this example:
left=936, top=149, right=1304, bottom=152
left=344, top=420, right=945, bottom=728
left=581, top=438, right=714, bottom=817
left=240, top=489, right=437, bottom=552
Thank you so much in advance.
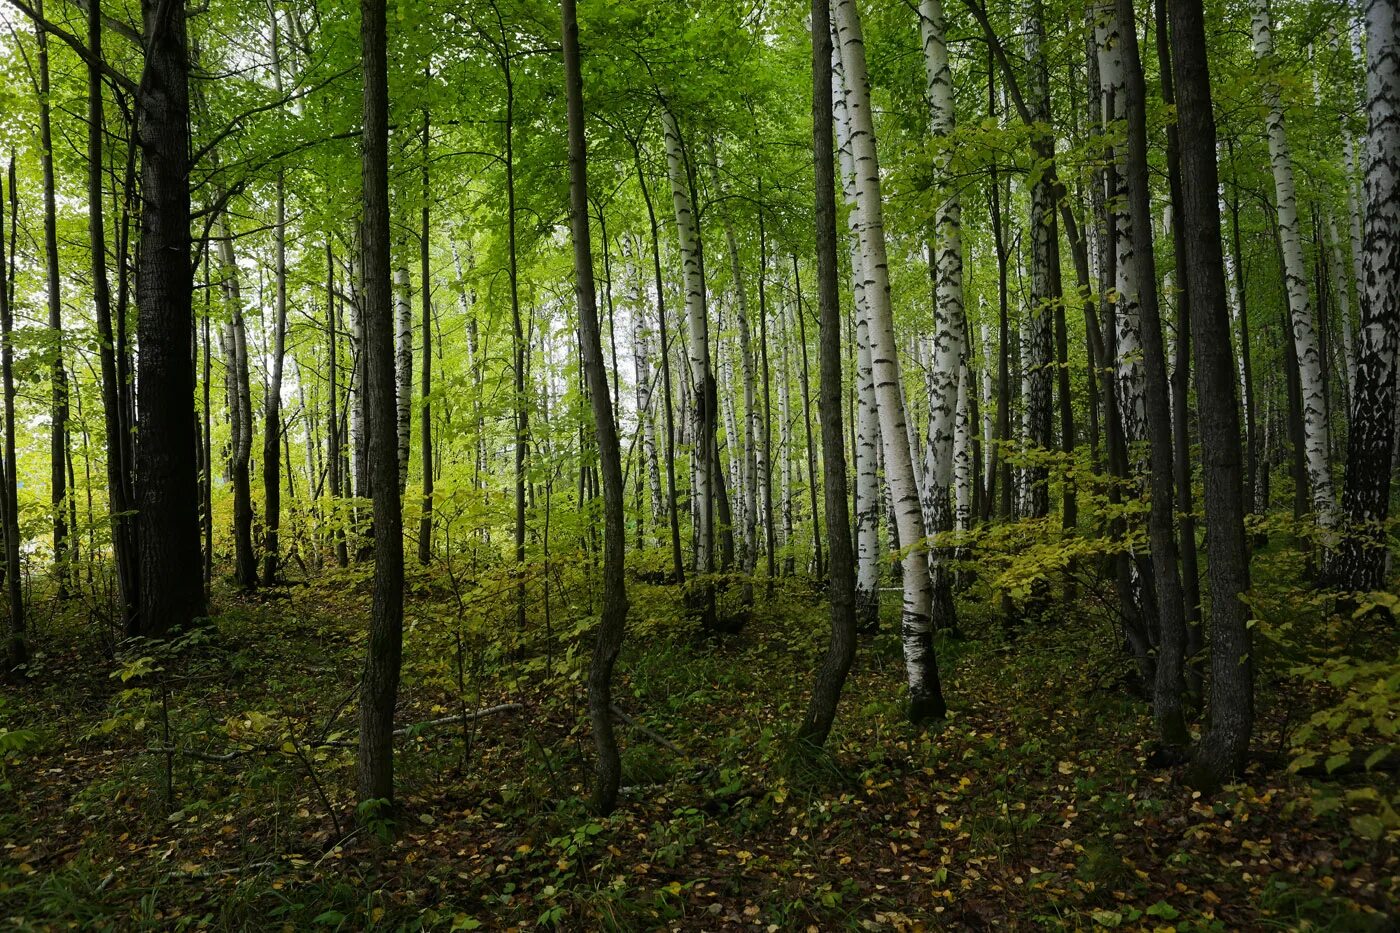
left=833, top=0, right=944, bottom=722
left=1171, top=0, right=1254, bottom=789
left=1333, top=0, right=1399, bottom=593
left=1022, top=0, right=1056, bottom=526
left=262, top=170, right=288, bottom=585
left=561, top=0, right=628, bottom=815
left=134, top=0, right=204, bottom=636
left=798, top=0, right=856, bottom=750
left=356, top=0, right=404, bottom=810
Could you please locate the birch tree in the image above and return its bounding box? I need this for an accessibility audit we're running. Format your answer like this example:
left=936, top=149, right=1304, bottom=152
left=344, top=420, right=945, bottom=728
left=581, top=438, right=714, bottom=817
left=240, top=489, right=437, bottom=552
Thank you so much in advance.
left=834, top=0, right=945, bottom=721
left=1251, top=0, right=1337, bottom=528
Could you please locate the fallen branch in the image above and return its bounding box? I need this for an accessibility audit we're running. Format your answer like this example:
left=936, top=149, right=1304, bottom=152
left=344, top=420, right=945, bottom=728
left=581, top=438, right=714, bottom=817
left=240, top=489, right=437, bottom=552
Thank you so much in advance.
left=610, top=704, right=686, bottom=758
left=144, top=703, right=524, bottom=759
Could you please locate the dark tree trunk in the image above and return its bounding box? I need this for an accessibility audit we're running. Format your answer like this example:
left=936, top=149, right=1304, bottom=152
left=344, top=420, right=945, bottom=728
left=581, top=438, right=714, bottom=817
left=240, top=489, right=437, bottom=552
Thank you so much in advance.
left=561, top=0, right=629, bottom=815
left=418, top=110, right=434, bottom=566
left=1169, top=0, right=1254, bottom=789
left=797, top=0, right=856, bottom=749
left=1118, top=0, right=1188, bottom=746
left=262, top=169, right=288, bottom=585
left=36, top=4, right=70, bottom=597
left=1156, top=0, right=1204, bottom=699
left=356, top=0, right=404, bottom=810
left=0, top=163, right=24, bottom=668
left=792, top=258, right=824, bottom=580
left=86, top=0, right=139, bottom=628
left=631, top=145, right=684, bottom=584
left=134, top=0, right=204, bottom=636
left=327, top=244, right=349, bottom=568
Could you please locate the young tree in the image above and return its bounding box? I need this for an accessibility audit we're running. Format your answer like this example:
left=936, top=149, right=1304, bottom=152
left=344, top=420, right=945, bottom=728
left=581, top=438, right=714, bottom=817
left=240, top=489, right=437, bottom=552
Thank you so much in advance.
left=560, top=0, right=629, bottom=815
left=798, top=0, right=856, bottom=750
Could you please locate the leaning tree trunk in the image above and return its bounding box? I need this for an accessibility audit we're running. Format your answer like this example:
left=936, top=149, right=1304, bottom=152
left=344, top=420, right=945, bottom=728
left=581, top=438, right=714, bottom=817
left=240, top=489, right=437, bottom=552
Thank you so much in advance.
left=135, top=0, right=204, bottom=635
left=561, top=0, right=628, bottom=815
left=1333, top=0, right=1399, bottom=594
left=356, top=0, right=404, bottom=811
left=1252, top=0, right=1336, bottom=529
left=1171, top=0, right=1254, bottom=790
left=662, top=106, right=718, bottom=628
left=834, top=0, right=945, bottom=722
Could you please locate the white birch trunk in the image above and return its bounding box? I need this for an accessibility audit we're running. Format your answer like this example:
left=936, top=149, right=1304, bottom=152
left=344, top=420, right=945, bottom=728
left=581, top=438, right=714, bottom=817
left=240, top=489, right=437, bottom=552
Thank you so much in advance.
left=1252, top=0, right=1337, bottom=527
left=1096, top=0, right=1148, bottom=448
left=661, top=106, right=717, bottom=573
left=834, top=0, right=943, bottom=718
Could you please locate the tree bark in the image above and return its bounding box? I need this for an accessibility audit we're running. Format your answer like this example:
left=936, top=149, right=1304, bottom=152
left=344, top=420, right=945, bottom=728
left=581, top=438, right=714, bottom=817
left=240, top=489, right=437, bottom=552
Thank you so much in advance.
left=134, top=0, right=205, bottom=635
left=356, top=0, right=404, bottom=810
left=1171, top=0, right=1255, bottom=789
left=1333, top=0, right=1399, bottom=593
left=561, top=0, right=629, bottom=815
left=833, top=0, right=944, bottom=722
left=798, top=0, right=856, bottom=750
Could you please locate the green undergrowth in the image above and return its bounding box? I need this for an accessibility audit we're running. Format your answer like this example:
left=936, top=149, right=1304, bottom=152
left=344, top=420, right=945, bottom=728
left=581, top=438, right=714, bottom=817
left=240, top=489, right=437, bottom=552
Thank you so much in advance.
left=0, top=554, right=1394, bottom=931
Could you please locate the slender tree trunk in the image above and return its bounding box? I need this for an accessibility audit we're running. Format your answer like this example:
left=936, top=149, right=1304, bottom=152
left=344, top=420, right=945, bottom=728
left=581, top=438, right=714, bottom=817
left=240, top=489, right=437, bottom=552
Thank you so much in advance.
left=1252, top=0, right=1336, bottom=529
left=0, top=163, right=23, bottom=667
left=216, top=217, right=258, bottom=590
left=418, top=111, right=434, bottom=566
left=631, top=146, right=684, bottom=583
left=798, top=0, right=856, bottom=749
left=356, top=0, right=404, bottom=810
left=793, top=260, right=825, bottom=580
left=85, top=0, right=139, bottom=626
left=35, top=3, right=69, bottom=596
left=561, top=0, right=628, bottom=814
left=662, top=106, right=717, bottom=627
left=327, top=244, right=349, bottom=568
left=1171, top=0, right=1254, bottom=788
left=1118, top=0, right=1188, bottom=745
left=834, top=0, right=944, bottom=721
left=395, top=266, right=413, bottom=495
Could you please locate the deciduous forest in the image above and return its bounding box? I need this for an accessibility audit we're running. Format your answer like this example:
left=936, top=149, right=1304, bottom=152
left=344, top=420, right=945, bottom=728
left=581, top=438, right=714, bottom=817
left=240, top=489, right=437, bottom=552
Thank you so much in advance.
left=0, top=0, right=1395, bottom=926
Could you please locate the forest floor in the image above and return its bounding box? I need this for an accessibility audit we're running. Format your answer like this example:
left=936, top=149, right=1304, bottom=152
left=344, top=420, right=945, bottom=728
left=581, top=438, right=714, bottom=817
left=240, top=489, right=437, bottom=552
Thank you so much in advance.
left=0, top=557, right=1396, bottom=931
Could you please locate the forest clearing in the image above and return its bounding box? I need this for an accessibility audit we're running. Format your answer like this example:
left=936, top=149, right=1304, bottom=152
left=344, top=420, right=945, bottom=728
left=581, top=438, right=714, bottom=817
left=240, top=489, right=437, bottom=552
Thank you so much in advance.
left=0, top=0, right=1396, bottom=926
